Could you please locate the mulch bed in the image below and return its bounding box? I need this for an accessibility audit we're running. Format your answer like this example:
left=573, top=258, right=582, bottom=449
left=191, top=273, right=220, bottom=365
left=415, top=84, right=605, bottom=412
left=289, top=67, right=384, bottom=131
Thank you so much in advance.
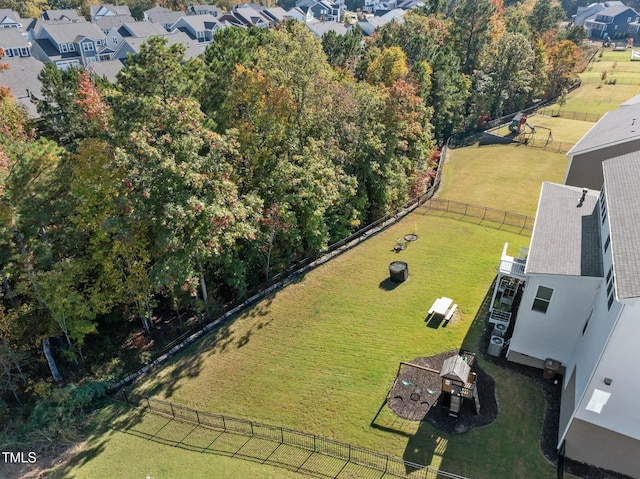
left=388, top=350, right=498, bottom=434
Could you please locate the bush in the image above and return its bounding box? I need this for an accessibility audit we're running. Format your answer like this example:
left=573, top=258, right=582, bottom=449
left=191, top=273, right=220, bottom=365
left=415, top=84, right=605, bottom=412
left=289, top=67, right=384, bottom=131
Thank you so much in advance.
left=25, top=381, right=110, bottom=437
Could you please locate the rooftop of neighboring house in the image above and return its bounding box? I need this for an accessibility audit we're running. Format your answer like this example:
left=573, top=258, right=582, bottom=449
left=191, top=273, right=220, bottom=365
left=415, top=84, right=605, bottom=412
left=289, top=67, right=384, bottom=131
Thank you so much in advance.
left=306, top=19, right=350, bottom=36
left=37, top=21, right=106, bottom=45
left=94, top=14, right=136, bottom=31
left=90, top=4, right=133, bottom=19
left=590, top=4, right=636, bottom=20
left=145, top=10, right=184, bottom=26
left=42, top=9, right=84, bottom=22
left=567, top=104, right=640, bottom=157
left=0, top=8, right=20, bottom=26
left=173, top=14, right=220, bottom=31
left=0, top=27, right=29, bottom=48
left=0, top=54, right=45, bottom=118
left=118, top=21, right=169, bottom=38
left=188, top=4, right=222, bottom=16
left=88, top=58, right=125, bottom=82
left=602, top=152, right=640, bottom=299
left=118, top=31, right=202, bottom=60
left=526, top=182, right=602, bottom=277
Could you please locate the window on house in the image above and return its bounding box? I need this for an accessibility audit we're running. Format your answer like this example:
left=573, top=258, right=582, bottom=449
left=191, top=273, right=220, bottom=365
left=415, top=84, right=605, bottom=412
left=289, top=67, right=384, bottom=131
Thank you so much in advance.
left=628, top=16, right=632, bottom=22
left=60, top=43, right=68, bottom=53
left=604, top=235, right=611, bottom=253
left=532, top=286, right=553, bottom=313
left=82, top=42, right=94, bottom=51
left=112, top=37, right=118, bottom=44
left=606, top=267, right=615, bottom=310
left=4, top=48, right=12, bottom=57
left=197, top=30, right=205, bottom=38
left=19, top=47, right=29, bottom=57
left=68, top=43, right=75, bottom=51
left=614, top=25, right=618, bottom=30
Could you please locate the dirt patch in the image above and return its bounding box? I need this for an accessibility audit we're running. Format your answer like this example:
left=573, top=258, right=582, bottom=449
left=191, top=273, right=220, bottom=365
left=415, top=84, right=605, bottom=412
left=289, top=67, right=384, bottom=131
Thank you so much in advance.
left=388, top=350, right=498, bottom=434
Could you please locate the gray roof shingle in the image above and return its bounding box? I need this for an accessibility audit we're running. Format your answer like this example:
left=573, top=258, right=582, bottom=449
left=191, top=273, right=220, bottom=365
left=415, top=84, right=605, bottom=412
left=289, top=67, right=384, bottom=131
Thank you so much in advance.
left=603, top=153, right=640, bottom=299
left=0, top=55, right=45, bottom=118
left=567, top=105, right=640, bottom=156
left=526, top=182, right=603, bottom=277
left=0, top=28, right=28, bottom=48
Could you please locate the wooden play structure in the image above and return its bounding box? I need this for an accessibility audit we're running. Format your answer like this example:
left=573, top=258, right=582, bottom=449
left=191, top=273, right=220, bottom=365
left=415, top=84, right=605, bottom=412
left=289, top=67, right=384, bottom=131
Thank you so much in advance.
left=391, top=352, right=480, bottom=419
left=439, top=353, right=480, bottom=418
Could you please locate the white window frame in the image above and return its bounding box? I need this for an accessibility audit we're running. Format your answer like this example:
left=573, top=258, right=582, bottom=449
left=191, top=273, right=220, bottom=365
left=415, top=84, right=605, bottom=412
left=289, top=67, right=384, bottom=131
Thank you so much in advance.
left=60, top=43, right=68, bottom=53
left=19, top=47, right=29, bottom=57
left=82, top=41, right=94, bottom=52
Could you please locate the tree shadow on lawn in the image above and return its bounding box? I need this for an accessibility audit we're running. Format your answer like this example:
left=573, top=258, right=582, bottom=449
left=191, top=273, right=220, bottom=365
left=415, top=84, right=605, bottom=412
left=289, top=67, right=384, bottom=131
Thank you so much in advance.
left=136, top=294, right=279, bottom=399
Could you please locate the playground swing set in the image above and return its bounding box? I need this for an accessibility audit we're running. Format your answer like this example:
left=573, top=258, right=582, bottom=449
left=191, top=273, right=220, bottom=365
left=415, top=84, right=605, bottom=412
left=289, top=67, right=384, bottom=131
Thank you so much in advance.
left=507, top=112, right=553, bottom=146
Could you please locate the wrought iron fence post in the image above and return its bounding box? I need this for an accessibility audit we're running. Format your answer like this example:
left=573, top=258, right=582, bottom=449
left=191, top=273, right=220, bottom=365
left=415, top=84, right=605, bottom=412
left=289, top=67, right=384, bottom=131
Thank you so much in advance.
left=170, top=403, right=175, bottom=418
left=196, top=410, right=200, bottom=425
left=222, top=416, right=226, bottom=431
left=250, top=421, right=254, bottom=436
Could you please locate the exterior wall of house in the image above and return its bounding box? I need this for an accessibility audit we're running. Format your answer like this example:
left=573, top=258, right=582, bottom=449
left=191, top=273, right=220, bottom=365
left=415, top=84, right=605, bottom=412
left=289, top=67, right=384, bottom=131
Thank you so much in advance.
left=506, top=274, right=601, bottom=367
left=559, top=366, right=576, bottom=437
left=565, top=139, right=640, bottom=190
left=565, top=418, right=640, bottom=477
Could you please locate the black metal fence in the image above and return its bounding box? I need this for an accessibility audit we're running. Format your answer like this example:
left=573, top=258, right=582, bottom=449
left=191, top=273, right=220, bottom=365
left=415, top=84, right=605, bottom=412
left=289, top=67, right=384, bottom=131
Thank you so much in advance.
left=115, top=391, right=473, bottom=479
left=536, top=108, right=602, bottom=123
left=421, top=198, right=535, bottom=232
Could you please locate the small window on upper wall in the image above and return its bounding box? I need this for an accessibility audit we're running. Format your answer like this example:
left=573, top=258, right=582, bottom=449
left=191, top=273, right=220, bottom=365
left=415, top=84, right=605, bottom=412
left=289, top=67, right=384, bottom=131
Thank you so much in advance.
left=604, top=235, right=611, bottom=253
left=532, top=286, right=553, bottom=314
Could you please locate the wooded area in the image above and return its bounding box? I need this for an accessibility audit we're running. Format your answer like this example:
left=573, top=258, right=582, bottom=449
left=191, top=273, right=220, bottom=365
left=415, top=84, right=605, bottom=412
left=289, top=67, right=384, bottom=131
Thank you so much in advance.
left=0, top=0, right=583, bottom=439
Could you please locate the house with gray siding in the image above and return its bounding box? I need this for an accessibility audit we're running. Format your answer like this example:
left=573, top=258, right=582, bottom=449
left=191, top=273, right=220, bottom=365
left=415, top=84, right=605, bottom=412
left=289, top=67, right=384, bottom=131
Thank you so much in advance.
left=29, top=21, right=109, bottom=69
left=494, top=113, right=640, bottom=477
left=0, top=9, right=22, bottom=29
left=565, top=104, right=640, bottom=190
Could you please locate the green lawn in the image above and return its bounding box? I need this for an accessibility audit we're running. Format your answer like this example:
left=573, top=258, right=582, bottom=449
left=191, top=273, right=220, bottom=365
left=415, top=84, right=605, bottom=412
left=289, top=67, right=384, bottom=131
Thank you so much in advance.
left=438, top=144, right=567, bottom=216
left=543, top=48, right=640, bottom=114
left=491, top=115, right=594, bottom=145
left=62, top=213, right=552, bottom=479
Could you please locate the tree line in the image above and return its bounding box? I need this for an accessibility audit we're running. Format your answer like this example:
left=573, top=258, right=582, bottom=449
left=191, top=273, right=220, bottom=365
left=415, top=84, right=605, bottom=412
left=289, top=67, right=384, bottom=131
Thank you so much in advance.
left=0, top=1, right=583, bottom=414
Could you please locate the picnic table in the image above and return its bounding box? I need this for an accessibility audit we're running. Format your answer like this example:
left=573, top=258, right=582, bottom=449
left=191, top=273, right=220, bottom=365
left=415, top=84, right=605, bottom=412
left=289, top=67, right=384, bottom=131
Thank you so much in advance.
left=428, top=297, right=458, bottom=322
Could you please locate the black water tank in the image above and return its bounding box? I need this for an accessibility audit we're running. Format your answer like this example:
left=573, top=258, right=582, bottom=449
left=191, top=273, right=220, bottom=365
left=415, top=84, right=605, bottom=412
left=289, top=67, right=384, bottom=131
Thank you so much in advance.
left=389, top=261, right=409, bottom=283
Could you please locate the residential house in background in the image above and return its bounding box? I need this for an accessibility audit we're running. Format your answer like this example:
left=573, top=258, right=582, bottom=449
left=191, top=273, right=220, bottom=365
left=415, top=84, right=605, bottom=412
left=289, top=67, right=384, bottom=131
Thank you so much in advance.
left=171, top=14, right=222, bottom=47
left=0, top=9, right=22, bottom=29
left=305, top=19, right=350, bottom=36
left=29, top=21, right=109, bottom=69
left=358, top=9, right=405, bottom=36
left=187, top=4, right=222, bottom=17
left=0, top=28, right=44, bottom=117
left=295, top=0, right=345, bottom=22
left=143, top=7, right=184, bottom=31
left=91, top=4, right=135, bottom=33
left=494, top=101, right=640, bottom=477
left=287, top=6, right=314, bottom=23
left=42, top=9, right=84, bottom=23
left=583, top=4, right=640, bottom=38
left=111, top=30, right=202, bottom=62
left=574, top=1, right=625, bottom=26
left=105, top=21, right=168, bottom=50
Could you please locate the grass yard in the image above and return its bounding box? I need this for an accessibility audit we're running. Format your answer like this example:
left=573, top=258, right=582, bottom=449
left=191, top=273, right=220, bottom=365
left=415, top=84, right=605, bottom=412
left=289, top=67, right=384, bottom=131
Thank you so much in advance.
left=491, top=115, right=594, bottom=145
left=61, top=213, right=553, bottom=479
left=438, top=144, right=567, bottom=216
left=544, top=48, right=640, bottom=115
